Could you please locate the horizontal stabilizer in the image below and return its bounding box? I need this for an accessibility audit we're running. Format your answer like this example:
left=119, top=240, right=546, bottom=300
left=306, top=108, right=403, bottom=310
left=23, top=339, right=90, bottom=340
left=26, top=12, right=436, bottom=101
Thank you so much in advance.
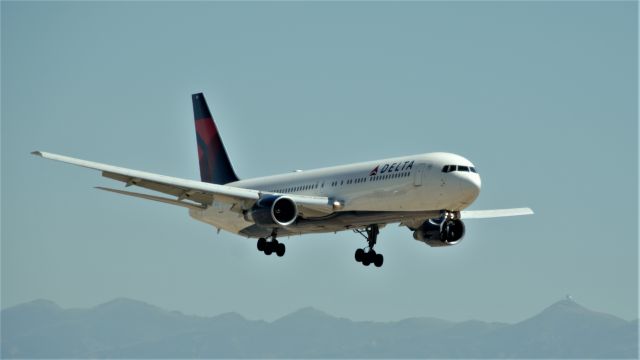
left=460, top=207, right=534, bottom=219
left=96, top=187, right=206, bottom=210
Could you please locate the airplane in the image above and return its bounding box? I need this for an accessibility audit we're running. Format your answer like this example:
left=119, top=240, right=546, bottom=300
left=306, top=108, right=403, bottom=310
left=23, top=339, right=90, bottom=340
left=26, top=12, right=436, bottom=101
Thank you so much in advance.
left=32, top=92, right=533, bottom=267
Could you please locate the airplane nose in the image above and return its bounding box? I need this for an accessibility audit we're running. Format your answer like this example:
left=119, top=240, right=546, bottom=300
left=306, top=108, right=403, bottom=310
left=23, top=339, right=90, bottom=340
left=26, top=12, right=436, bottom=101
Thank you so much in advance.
left=459, top=173, right=481, bottom=201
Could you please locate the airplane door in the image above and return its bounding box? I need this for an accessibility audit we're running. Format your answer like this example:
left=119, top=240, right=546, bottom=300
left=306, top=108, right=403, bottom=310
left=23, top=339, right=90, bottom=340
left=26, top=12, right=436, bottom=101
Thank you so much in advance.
left=413, top=164, right=425, bottom=186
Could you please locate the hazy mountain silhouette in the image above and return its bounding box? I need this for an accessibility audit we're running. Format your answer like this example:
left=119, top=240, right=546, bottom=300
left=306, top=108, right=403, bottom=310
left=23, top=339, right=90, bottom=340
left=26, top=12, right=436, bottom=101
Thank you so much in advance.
left=1, top=297, right=637, bottom=358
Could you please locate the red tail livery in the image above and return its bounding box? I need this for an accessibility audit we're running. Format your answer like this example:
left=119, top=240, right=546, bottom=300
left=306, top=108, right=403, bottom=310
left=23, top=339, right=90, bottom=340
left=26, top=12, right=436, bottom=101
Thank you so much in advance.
left=192, top=93, right=239, bottom=184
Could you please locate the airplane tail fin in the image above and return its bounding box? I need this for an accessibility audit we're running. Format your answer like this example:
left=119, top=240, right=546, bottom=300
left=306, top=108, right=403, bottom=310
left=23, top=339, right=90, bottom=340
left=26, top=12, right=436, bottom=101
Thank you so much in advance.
left=192, top=93, right=239, bottom=184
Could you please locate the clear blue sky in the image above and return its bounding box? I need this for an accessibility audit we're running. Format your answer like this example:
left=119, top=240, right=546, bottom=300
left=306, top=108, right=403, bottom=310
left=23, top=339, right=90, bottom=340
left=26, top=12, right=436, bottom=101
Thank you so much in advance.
left=2, top=2, right=637, bottom=323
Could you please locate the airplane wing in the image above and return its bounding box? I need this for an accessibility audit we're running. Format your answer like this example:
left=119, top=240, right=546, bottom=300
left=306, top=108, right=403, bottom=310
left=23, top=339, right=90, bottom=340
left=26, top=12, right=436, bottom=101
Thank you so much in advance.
left=459, top=207, right=534, bottom=219
left=31, top=151, right=334, bottom=214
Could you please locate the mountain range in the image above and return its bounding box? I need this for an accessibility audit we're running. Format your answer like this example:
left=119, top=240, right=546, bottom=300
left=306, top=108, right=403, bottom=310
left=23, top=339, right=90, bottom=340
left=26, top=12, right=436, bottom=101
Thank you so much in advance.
left=1, top=297, right=637, bottom=358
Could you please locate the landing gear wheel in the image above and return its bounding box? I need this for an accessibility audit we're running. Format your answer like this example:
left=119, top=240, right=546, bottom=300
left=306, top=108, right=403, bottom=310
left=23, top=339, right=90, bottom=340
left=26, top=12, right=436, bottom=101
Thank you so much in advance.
left=264, top=241, right=274, bottom=255
left=276, top=242, right=286, bottom=257
left=374, top=253, right=384, bottom=267
left=257, top=238, right=266, bottom=251
left=362, top=255, right=372, bottom=266
left=355, top=248, right=364, bottom=262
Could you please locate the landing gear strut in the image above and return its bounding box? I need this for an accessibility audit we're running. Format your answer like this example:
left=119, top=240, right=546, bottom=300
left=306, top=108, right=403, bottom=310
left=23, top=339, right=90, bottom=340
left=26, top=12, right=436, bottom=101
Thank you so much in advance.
left=257, top=230, right=285, bottom=257
left=354, top=224, right=384, bottom=267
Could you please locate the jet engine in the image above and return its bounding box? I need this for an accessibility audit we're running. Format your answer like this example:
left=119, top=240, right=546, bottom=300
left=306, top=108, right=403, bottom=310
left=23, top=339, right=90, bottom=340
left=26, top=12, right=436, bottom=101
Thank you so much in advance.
left=413, top=218, right=465, bottom=247
left=245, top=195, right=298, bottom=227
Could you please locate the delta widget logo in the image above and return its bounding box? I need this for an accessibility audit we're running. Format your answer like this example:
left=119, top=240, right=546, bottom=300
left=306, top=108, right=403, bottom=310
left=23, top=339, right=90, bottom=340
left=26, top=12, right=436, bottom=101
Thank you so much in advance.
left=369, top=160, right=414, bottom=176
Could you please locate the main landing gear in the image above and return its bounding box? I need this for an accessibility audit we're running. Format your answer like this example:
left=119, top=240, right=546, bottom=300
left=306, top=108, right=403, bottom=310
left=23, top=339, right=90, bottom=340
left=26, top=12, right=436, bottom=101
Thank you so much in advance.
left=257, top=230, right=285, bottom=257
left=354, top=224, right=384, bottom=267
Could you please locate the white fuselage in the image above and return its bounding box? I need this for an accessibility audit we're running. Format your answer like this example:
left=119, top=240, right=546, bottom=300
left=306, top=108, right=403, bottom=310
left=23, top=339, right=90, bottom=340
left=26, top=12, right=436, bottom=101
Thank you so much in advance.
left=189, top=152, right=482, bottom=235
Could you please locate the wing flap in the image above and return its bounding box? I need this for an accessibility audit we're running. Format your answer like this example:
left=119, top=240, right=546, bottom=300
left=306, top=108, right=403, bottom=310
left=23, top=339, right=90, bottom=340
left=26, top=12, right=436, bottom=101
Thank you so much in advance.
left=96, top=187, right=206, bottom=210
left=102, top=171, right=214, bottom=205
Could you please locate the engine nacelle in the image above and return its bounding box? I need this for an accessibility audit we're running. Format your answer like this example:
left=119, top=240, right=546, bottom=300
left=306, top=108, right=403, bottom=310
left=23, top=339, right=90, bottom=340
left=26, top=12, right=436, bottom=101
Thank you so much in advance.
left=413, top=218, right=465, bottom=247
left=245, top=195, right=298, bottom=227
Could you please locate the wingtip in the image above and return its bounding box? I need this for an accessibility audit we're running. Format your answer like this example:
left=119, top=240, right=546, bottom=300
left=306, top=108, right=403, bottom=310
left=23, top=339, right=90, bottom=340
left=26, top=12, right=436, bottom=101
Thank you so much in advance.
left=31, top=151, right=43, bottom=157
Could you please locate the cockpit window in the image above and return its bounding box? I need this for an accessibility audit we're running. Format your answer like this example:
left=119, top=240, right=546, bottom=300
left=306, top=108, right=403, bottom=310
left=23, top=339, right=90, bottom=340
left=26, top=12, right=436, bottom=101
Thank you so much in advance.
left=442, top=164, right=478, bottom=173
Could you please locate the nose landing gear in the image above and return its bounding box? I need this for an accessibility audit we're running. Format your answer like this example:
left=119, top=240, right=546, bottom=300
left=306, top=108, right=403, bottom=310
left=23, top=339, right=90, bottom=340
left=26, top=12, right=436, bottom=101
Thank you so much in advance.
left=354, top=224, right=384, bottom=267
